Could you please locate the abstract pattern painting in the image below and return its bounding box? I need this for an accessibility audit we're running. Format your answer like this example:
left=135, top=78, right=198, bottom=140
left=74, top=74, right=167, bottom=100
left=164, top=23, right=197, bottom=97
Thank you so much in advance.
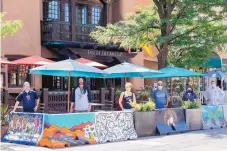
left=95, top=111, right=137, bottom=143
left=2, top=112, right=44, bottom=146
left=202, top=105, right=226, bottom=129
left=38, top=113, right=97, bottom=148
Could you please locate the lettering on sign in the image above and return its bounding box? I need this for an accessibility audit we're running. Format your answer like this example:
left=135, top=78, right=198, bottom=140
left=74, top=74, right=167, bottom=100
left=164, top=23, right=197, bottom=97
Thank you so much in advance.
left=88, top=50, right=123, bottom=57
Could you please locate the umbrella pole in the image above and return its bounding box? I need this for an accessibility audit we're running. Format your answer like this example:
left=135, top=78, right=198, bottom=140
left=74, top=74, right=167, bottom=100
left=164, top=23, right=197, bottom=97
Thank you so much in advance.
left=67, top=72, right=71, bottom=112
left=170, top=78, right=173, bottom=104
left=124, top=73, right=126, bottom=83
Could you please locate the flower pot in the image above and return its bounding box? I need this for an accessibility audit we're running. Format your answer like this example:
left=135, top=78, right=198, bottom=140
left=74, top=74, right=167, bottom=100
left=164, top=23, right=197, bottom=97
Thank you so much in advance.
left=185, top=108, right=202, bottom=131
left=134, top=111, right=156, bottom=137
left=1, top=125, right=8, bottom=138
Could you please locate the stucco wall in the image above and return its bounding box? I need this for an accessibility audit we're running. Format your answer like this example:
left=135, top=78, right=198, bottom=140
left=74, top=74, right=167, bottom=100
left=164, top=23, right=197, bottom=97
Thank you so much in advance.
left=2, top=0, right=42, bottom=57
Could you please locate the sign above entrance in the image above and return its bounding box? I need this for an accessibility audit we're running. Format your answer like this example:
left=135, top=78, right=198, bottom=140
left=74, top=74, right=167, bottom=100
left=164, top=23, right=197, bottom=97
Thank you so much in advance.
left=70, top=48, right=137, bottom=58
left=88, top=50, right=123, bottom=57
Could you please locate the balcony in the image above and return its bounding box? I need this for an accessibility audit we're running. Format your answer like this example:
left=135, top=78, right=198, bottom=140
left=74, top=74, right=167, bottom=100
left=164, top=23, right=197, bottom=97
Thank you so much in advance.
left=41, top=21, right=96, bottom=43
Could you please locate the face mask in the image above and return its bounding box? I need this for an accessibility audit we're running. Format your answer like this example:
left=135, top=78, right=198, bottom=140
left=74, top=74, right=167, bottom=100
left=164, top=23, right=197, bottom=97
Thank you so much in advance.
left=187, top=89, right=192, bottom=92
left=211, top=84, right=216, bottom=88
left=158, top=86, right=163, bottom=90
left=126, top=88, right=131, bottom=92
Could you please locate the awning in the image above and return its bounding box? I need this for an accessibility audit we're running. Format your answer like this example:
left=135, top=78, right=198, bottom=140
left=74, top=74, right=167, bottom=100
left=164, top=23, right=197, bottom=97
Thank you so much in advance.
left=205, top=56, right=222, bottom=68
left=11, top=55, right=54, bottom=66
left=0, top=58, right=15, bottom=65
left=76, top=58, right=107, bottom=69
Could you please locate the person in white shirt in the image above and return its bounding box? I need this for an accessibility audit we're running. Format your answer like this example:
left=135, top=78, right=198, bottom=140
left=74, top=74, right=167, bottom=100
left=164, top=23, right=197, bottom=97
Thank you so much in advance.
left=70, top=77, right=92, bottom=112
left=203, top=81, right=225, bottom=105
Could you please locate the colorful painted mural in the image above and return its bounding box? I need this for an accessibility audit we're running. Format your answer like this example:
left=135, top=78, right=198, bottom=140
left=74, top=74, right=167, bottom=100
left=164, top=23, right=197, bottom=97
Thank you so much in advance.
left=38, top=113, right=96, bottom=148
left=95, top=111, right=137, bottom=143
left=222, top=105, right=227, bottom=124
left=2, top=112, right=44, bottom=145
left=155, top=108, right=185, bottom=125
left=202, top=105, right=226, bottom=129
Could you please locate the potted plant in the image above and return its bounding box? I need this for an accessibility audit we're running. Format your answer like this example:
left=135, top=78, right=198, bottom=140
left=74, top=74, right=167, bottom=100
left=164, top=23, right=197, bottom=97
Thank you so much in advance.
left=182, top=100, right=202, bottom=131
left=130, top=98, right=156, bottom=137
left=115, top=88, right=122, bottom=111
left=135, top=89, right=149, bottom=103
left=1, top=104, right=9, bottom=138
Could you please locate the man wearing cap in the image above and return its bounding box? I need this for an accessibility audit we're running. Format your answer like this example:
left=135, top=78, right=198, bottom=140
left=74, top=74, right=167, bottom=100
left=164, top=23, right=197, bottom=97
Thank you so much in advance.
left=151, top=81, right=168, bottom=109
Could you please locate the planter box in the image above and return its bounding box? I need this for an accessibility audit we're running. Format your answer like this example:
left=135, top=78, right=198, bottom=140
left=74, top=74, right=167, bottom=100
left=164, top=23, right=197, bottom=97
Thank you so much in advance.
left=185, top=108, right=202, bottom=131
left=1, top=125, right=8, bottom=138
left=134, top=111, right=156, bottom=137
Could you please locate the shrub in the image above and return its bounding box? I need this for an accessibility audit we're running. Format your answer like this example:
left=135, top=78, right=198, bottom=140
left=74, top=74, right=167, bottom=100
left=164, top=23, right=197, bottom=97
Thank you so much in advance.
left=129, top=98, right=155, bottom=112
left=182, top=100, right=201, bottom=109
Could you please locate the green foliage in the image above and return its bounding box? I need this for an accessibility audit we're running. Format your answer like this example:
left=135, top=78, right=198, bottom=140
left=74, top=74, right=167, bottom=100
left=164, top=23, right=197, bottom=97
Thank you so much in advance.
left=135, top=89, right=150, bottom=102
left=182, top=101, right=201, bottom=109
left=90, top=1, right=227, bottom=69
left=1, top=12, right=23, bottom=38
left=1, top=104, right=9, bottom=126
left=130, top=98, right=155, bottom=112
left=115, top=88, right=122, bottom=97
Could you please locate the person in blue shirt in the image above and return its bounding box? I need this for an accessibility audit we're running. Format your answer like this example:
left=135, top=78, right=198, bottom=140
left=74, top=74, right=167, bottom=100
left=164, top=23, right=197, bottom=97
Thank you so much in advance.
left=10, top=82, right=39, bottom=113
left=151, top=81, right=168, bottom=109
left=182, top=86, right=197, bottom=101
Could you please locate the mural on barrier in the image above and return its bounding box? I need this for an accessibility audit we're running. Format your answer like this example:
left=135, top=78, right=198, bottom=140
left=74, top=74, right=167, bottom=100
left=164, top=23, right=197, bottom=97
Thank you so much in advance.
left=155, top=108, right=185, bottom=125
left=2, top=113, right=44, bottom=145
left=155, top=108, right=188, bottom=134
left=202, top=105, right=226, bottom=129
left=222, top=105, right=227, bottom=125
left=95, top=111, right=137, bottom=143
left=38, top=113, right=97, bottom=148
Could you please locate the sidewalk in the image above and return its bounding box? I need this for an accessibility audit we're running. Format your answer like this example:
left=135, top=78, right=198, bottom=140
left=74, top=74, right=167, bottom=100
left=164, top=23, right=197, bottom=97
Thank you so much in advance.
left=1, top=128, right=227, bottom=151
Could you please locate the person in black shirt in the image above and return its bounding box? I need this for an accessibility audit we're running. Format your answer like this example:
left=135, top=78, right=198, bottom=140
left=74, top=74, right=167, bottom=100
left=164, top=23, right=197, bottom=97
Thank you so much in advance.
left=119, top=82, right=136, bottom=111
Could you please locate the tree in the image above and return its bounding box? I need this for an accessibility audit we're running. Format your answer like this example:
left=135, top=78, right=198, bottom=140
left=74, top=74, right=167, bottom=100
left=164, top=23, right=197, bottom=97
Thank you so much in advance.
left=0, top=12, right=23, bottom=39
left=90, top=0, right=227, bottom=69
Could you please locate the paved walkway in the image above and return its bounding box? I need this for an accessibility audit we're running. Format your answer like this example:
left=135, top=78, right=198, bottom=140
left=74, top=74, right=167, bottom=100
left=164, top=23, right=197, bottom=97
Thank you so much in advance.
left=1, top=128, right=227, bottom=151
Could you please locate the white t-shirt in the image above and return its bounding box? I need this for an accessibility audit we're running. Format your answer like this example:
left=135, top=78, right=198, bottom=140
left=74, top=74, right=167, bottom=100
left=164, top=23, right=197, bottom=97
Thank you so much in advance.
left=203, top=87, right=225, bottom=105
left=74, top=87, right=89, bottom=111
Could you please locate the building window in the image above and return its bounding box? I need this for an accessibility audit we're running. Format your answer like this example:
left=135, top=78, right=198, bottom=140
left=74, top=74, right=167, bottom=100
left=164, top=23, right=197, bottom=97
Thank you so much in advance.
left=75, top=5, right=87, bottom=24
left=48, top=0, right=59, bottom=20
left=64, top=2, right=69, bottom=22
left=52, top=76, right=61, bottom=90
left=8, top=65, right=30, bottom=87
left=91, top=7, right=101, bottom=25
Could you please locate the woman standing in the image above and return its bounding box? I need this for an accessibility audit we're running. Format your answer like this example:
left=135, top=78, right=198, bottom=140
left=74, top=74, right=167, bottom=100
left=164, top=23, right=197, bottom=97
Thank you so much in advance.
left=182, top=86, right=197, bottom=101
left=119, top=82, right=136, bottom=111
left=70, top=77, right=92, bottom=112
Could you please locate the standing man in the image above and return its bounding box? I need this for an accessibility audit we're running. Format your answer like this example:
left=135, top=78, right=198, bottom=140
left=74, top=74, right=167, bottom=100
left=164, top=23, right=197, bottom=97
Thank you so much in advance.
left=10, top=82, right=39, bottom=113
left=203, top=81, right=225, bottom=105
left=151, top=81, right=169, bottom=109
left=70, top=77, right=92, bottom=113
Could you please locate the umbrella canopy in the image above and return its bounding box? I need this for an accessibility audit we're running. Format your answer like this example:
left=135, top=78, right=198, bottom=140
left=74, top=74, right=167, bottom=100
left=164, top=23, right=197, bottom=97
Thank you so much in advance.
left=104, top=62, right=162, bottom=78
left=30, top=59, right=108, bottom=112
left=143, top=66, right=203, bottom=78
left=204, top=69, right=225, bottom=78
left=29, top=59, right=107, bottom=78
left=0, top=58, right=15, bottom=65
left=11, top=55, right=54, bottom=66
left=76, top=58, right=107, bottom=68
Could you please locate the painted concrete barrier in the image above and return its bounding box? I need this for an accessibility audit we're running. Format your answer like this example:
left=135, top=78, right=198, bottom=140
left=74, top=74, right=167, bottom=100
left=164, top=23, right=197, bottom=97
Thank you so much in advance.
left=1, top=113, right=44, bottom=145
left=223, top=105, right=227, bottom=126
left=202, top=105, right=226, bottom=129
left=2, top=111, right=137, bottom=148
left=95, top=111, right=137, bottom=143
left=155, top=108, right=189, bottom=135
